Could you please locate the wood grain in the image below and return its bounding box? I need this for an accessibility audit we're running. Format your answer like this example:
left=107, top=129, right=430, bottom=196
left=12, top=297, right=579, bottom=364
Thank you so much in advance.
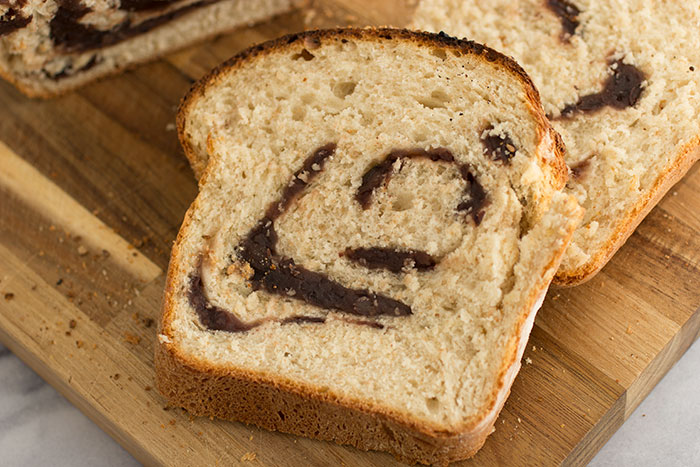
left=0, top=1, right=698, bottom=465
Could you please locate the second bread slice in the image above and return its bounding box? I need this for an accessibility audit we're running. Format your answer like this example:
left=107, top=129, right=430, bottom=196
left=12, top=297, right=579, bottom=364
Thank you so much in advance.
left=413, top=0, right=700, bottom=285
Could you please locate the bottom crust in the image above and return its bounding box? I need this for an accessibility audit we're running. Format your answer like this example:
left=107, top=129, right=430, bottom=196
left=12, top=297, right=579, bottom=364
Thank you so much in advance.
left=154, top=343, right=487, bottom=466
left=154, top=287, right=548, bottom=466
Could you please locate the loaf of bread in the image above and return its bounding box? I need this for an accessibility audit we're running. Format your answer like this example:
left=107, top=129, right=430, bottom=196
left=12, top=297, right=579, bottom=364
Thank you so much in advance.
left=413, top=0, right=700, bottom=285
left=156, top=28, right=583, bottom=464
left=0, top=0, right=294, bottom=97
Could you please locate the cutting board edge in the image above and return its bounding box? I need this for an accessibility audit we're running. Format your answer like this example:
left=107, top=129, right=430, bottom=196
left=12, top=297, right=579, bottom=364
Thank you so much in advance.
left=3, top=304, right=699, bottom=467
left=563, top=304, right=700, bottom=466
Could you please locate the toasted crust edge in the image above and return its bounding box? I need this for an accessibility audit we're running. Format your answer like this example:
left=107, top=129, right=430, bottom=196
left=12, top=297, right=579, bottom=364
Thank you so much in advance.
left=554, top=138, right=700, bottom=286
left=155, top=340, right=485, bottom=466
left=176, top=27, right=569, bottom=189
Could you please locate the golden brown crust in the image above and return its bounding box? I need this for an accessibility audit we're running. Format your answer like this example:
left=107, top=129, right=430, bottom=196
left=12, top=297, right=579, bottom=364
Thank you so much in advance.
left=0, top=66, right=50, bottom=99
left=177, top=27, right=569, bottom=188
left=164, top=27, right=579, bottom=464
left=554, top=138, right=700, bottom=286
left=479, top=194, right=582, bottom=443
left=155, top=339, right=486, bottom=466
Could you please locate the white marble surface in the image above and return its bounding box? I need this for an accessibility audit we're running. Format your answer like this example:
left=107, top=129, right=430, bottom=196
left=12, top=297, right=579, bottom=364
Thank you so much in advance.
left=0, top=339, right=698, bottom=466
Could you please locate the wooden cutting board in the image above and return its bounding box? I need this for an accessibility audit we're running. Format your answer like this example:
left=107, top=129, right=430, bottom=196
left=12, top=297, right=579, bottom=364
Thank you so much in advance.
left=0, top=1, right=698, bottom=465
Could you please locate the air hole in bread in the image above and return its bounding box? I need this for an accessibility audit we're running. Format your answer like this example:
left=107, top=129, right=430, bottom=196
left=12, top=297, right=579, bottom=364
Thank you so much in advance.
left=416, top=89, right=451, bottom=109
left=332, top=81, right=357, bottom=99
left=431, top=48, right=448, bottom=60
left=292, top=49, right=315, bottom=61
left=360, top=111, right=374, bottom=127
left=426, top=397, right=441, bottom=413
left=652, top=99, right=667, bottom=115
left=292, top=105, right=306, bottom=121
left=391, top=191, right=415, bottom=211
left=413, top=130, right=428, bottom=142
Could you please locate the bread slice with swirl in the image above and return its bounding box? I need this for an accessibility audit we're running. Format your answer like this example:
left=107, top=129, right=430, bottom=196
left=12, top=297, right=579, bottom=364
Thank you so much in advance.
left=413, top=0, right=700, bottom=285
left=156, top=28, right=583, bottom=465
left=0, top=0, right=294, bottom=97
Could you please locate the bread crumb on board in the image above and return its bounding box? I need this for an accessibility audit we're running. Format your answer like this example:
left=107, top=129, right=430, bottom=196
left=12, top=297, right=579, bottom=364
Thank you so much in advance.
left=124, top=332, right=141, bottom=345
left=240, top=452, right=257, bottom=462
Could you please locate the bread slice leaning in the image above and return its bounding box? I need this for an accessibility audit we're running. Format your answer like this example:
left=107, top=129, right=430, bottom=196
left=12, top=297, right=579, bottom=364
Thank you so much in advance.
left=413, top=0, right=700, bottom=285
left=158, top=28, right=583, bottom=465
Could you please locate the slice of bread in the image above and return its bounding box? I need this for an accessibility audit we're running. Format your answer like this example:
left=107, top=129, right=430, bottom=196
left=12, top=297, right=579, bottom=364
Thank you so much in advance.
left=0, top=0, right=294, bottom=97
left=413, top=0, right=700, bottom=285
left=158, top=28, right=583, bottom=465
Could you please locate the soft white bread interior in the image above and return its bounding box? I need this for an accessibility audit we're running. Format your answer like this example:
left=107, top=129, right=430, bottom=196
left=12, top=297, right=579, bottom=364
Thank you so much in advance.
left=413, top=0, right=700, bottom=285
left=158, top=28, right=583, bottom=465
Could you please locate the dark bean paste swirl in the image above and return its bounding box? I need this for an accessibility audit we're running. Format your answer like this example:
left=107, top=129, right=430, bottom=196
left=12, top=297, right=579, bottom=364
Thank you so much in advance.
left=188, top=273, right=330, bottom=333
left=49, top=0, right=224, bottom=53
left=344, top=247, right=436, bottom=273
left=543, top=1, right=647, bottom=118
left=555, top=60, right=646, bottom=118
left=191, top=143, right=495, bottom=333
left=569, top=157, right=592, bottom=180
left=546, top=0, right=580, bottom=37
left=481, top=125, right=517, bottom=165
left=0, top=1, right=32, bottom=37
left=188, top=271, right=387, bottom=334
left=119, top=0, right=175, bottom=12
left=355, top=147, right=489, bottom=225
